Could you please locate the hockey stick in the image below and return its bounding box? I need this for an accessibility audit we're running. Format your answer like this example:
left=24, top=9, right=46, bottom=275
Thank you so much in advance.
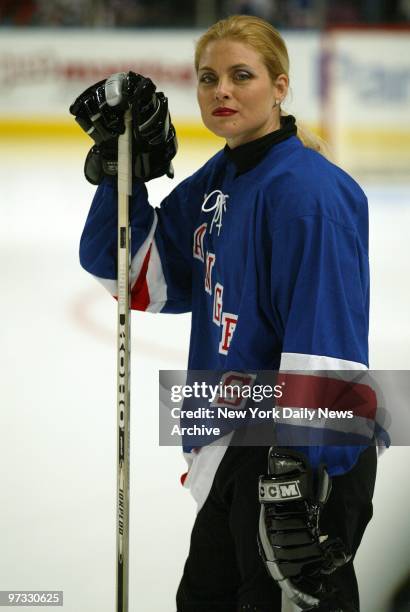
left=116, top=107, right=132, bottom=612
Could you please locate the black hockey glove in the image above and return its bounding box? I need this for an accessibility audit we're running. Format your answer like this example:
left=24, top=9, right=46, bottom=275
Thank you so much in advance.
left=258, top=449, right=352, bottom=611
left=69, top=71, right=177, bottom=184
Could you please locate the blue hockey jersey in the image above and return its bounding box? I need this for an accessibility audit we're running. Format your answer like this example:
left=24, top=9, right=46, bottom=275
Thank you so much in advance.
left=80, top=135, right=372, bottom=507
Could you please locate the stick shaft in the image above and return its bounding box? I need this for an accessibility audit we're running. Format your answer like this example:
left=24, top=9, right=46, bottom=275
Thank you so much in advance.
left=116, top=108, right=132, bottom=612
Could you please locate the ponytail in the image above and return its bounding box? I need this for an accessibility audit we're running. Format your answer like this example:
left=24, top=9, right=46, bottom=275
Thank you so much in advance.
left=279, top=110, right=332, bottom=159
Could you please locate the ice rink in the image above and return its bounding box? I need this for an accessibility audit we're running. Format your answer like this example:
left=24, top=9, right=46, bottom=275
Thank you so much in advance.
left=1, top=137, right=409, bottom=611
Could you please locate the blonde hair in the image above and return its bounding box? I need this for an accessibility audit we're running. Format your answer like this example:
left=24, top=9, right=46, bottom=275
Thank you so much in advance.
left=195, top=15, right=330, bottom=158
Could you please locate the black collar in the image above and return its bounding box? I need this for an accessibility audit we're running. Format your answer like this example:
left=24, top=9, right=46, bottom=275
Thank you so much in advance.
left=224, top=114, right=297, bottom=175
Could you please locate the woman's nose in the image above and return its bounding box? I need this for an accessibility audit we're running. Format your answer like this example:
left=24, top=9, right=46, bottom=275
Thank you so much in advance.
left=215, top=78, right=231, bottom=100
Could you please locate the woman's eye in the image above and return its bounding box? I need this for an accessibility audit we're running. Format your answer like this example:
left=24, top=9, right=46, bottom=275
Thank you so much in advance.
left=235, top=71, right=251, bottom=81
left=199, top=74, right=216, bottom=84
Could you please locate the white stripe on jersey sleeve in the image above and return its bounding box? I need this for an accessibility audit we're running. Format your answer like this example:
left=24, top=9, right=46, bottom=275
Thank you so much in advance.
left=92, top=275, right=117, bottom=296
left=279, top=352, right=367, bottom=371
left=89, top=213, right=168, bottom=312
left=144, top=239, right=167, bottom=313
left=89, top=216, right=158, bottom=297
left=130, top=213, right=158, bottom=288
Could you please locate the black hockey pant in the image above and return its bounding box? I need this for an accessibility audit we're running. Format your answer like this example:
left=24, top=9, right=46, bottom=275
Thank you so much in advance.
left=176, top=445, right=377, bottom=612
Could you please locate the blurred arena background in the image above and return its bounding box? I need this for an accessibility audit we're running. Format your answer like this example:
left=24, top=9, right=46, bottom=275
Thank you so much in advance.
left=0, top=1, right=409, bottom=611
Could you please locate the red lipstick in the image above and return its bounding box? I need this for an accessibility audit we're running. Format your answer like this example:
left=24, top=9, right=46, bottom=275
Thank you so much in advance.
left=212, top=107, right=238, bottom=116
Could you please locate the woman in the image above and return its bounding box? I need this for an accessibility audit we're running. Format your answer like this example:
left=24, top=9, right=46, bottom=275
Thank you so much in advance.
left=72, top=15, right=377, bottom=612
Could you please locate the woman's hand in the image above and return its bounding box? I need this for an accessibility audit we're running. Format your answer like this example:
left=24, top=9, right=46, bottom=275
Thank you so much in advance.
left=69, top=71, right=177, bottom=184
left=258, top=449, right=351, bottom=610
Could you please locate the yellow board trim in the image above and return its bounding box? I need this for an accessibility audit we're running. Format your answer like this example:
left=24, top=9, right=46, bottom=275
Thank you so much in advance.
left=2, top=119, right=408, bottom=157
left=0, top=118, right=321, bottom=141
left=342, top=129, right=410, bottom=152
left=0, top=118, right=223, bottom=142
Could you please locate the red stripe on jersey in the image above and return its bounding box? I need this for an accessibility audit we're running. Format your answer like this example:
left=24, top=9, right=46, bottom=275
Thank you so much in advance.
left=131, top=246, right=152, bottom=311
left=277, top=373, right=377, bottom=420
left=180, top=472, right=188, bottom=486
